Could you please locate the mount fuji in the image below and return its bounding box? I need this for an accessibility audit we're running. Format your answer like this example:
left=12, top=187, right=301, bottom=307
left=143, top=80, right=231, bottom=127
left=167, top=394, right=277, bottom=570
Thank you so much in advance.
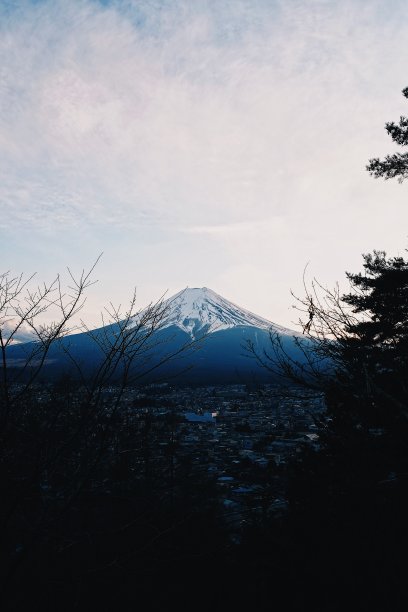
left=122, top=286, right=302, bottom=383
left=7, top=287, right=304, bottom=385
left=157, top=287, right=292, bottom=337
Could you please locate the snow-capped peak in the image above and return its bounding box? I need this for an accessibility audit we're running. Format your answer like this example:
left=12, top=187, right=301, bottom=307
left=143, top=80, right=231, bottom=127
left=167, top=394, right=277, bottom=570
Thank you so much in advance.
left=160, top=287, right=288, bottom=337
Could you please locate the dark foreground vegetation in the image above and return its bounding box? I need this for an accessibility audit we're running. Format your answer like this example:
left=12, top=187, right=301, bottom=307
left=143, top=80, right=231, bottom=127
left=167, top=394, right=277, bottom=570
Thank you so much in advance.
left=2, top=248, right=408, bottom=611
left=1, top=383, right=408, bottom=611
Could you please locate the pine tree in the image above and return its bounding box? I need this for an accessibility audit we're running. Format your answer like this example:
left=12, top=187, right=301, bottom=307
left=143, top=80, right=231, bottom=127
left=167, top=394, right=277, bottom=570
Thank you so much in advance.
left=296, top=250, right=408, bottom=459
left=367, top=86, right=408, bottom=181
left=340, top=251, right=408, bottom=424
left=284, top=252, right=408, bottom=605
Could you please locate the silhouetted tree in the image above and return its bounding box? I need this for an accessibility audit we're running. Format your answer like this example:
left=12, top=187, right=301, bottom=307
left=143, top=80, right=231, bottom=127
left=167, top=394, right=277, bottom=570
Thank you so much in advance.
left=255, top=250, right=408, bottom=451
left=367, top=86, right=408, bottom=181
left=0, top=261, right=204, bottom=610
left=245, top=248, right=408, bottom=605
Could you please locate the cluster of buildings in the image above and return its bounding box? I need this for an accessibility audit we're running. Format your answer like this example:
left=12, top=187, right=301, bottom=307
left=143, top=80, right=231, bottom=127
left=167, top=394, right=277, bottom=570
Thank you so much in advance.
left=24, top=380, right=324, bottom=531
left=118, top=383, right=325, bottom=528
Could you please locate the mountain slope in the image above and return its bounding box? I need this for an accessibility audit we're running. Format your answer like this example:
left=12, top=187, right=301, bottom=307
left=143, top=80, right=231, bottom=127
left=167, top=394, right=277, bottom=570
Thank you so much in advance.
left=6, top=287, right=304, bottom=384
left=135, top=287, right=293, bottom=338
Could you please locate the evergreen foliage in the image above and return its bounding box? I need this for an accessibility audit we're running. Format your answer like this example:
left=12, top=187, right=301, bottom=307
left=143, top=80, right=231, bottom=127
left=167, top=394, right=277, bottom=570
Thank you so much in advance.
left=341, top=251, right=408, bottom=422
left=299, top=249, right=408, bottom=469
left=278, top=250, right=408, bottom=607
left=367, top=86, right=408, bottom=180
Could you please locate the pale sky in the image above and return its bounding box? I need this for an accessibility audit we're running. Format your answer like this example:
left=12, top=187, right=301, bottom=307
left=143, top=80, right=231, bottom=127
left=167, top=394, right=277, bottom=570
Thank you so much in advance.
left=1, top=0, right=408, bottom=330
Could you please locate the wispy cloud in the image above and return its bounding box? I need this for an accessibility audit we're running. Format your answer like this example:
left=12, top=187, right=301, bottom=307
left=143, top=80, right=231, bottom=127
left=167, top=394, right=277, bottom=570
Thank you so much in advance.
left=179, top=219, right=279, bottom=235
left=2, top=0, right=408, bottom=232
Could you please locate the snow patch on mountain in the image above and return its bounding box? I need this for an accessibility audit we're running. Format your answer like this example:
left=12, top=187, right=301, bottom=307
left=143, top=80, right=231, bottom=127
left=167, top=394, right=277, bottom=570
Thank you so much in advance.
left=159, top=287, right=291, bottom=338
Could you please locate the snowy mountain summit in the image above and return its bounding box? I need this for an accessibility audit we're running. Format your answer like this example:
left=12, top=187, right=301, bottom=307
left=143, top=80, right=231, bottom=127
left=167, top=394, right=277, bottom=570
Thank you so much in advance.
left=161, top=287, right=288, bottom=338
